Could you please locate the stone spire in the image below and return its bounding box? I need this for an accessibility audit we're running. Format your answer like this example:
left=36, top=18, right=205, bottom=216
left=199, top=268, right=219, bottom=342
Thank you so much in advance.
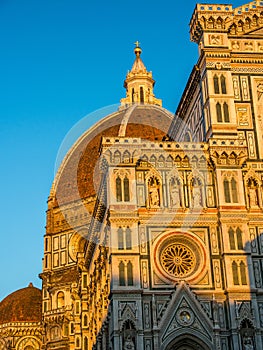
left=120, top=42, right=162, bottom=107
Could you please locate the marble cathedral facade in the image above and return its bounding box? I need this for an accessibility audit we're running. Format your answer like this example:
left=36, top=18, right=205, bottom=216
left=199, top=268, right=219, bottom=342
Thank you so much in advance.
left=1, top=2, right=263, bottom=350
left=40, top=2, right=263, bottom=350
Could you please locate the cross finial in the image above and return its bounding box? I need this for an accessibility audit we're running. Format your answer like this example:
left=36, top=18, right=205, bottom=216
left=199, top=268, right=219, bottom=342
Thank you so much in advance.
left=134, top=40, right=140, bottom=48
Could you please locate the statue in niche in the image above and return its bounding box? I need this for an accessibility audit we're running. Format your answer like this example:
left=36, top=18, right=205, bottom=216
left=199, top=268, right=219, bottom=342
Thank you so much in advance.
left=170, top=179, right=180, bottom=207
left=191, top=179, right=202, bottom=208
left=148, top=178, right=160, bottom=207
left=248, top=184, right=258, bottom=208
left=243, top=336, right=254, bottom=350
left=123, top=335, right=135, bottom=350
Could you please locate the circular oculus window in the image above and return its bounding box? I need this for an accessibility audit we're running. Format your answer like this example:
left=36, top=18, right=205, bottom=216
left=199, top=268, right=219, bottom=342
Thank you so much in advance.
left=154, top=232, right=206, bottom=283
left=161, top=243, right=195, bottom=278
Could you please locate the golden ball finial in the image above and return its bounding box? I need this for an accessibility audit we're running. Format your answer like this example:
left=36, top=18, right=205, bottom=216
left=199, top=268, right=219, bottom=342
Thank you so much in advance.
left=134, top=41, right=142, bottom=57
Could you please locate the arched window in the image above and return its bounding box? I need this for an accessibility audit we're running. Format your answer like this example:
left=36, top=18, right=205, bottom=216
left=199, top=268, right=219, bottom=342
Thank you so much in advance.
left=84, top=337, right=88, bottom=350
left=229, top=228, right=235, bottom=250
left=224, top=179, right=231, bottom=203
left=221, top=75, right=227, bottom=94
left=57, top=291, right=65, bottom=308
left=114, top=151, right=121, bottom=164
left=236, top=228, right=243, bottom=250
left=124, top=176, right=130, bottom=202
left=214, top=75, right=220, bottom=94
left=119, top=262, right=125, bottom=286
left=240, top=261, right=247, bottom=285
left=231, top=178, right=238, bottom=203
left=223, top=102, right=230, bottom=122
left=132, top=88, right=135, bottom=103
left=216, top=102, right=223, bottom=122
left=127, top=261, right=133, bottom=286
left=76, top=337, right=80, bottom=348
left=232, top=261, right=239, bottom=285
left=140, top=86, right=144, bottom=103
left=70, top=323, right=74, bottom=334
left=118, top=227, right=124, bottom=250
left=83, top=314, right=88, bottom=327
left=126, top=227, right=132, bottom=250
left=116, top=177, right=122, bottom=202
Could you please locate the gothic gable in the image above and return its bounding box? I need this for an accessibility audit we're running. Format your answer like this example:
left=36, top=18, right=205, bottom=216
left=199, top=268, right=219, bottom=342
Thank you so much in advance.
left=159, top=282, right=213, bottom=346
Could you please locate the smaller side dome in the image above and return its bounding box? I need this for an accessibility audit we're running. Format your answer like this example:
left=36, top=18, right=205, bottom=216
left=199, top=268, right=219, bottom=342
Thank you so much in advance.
left=0, top=283, right=42, bottom=324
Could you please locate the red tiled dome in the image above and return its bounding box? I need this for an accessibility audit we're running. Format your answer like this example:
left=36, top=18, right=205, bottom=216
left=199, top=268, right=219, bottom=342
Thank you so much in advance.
left=0, top=283, right=42, bottom=324
left=52, top=104, right=173, bottom=208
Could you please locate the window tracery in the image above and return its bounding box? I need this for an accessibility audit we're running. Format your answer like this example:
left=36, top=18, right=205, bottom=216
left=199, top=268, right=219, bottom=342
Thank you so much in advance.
left=223, top=175, right=238, bottom=203
left=213, top=74, right=227, bottom=94
left=114, top=170, right=131, bottom=203
left=118, top=227, right=132, bottom=250
left=232, top=260, right=248, bottom=286
left=216, top=101, right=230, bottom=122
left=229, top=227, right=243, bottom=250
left=118, top=261, right=134, bottom=286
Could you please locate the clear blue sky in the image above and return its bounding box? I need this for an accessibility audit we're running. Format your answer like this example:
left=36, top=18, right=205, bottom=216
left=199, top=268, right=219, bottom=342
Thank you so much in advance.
left=0, top=0, right=244, bottom=300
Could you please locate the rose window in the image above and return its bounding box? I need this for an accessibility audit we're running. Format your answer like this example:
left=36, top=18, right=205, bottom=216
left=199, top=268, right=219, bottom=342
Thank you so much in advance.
left=160, top=243, right=195, bottom=277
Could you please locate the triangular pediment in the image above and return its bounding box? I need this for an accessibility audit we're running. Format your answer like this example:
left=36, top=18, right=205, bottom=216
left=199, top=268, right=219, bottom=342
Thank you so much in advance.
left=159, top=282, right=213, bottom=345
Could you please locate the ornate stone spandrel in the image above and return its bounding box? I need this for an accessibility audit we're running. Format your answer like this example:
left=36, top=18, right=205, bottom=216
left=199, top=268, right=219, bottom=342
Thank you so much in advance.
left=233, top=76, right=241, bottom=100
left=210, top=226, right=219, bottom=254
left=141, top=260, right=149, bottom=289
left=247, top=132, right=257, bottom=159
left=241, top=76, right=250, bottom=100
left=236, top=104, right=252, bottom=128
left=213, top=260, right=222, bottom=289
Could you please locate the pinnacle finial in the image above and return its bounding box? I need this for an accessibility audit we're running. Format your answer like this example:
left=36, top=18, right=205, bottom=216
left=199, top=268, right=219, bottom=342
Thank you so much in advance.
left=134, top=40, right=142, bottom=57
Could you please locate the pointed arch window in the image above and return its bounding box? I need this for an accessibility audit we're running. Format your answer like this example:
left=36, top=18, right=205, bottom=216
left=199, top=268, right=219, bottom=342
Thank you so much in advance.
left=119, top=262, right=125, bottom=286
left=221, top=75, right=227, bottom=94
left=240, top=261, right=247, bottom=285
left=224, top=177, right=238, bottom=203
left=127, top=261, right=134, bottom=286
left=232, top=261, right=239, bottom=285
left=118, top=227, right=124, bottom=250
left=214, top=75, right=220, bottom=94
left=231, top=178, right=238, bottom=203
left=83, top=314, right=88, bottom=327
left=223, top=102, right=230, bottom=122
left=116, top=177, right=122, bottom=202
left=115, top=174, right=130, bottom=202
left=229, top=227, right=243, bottom=250
left=126, top=227, right=132, bottom=250
left=214, top=74, right=227, bottom=94
left=84, top=337, right=88, bottom=350
left=224, top=179, right=231, bottom=203
left=216, top=102, right=223, bottom=122
left=236, top=228, right=243, bottom=250
left=216, top=102, right=230, bottom=123
left=124, top=176, right=130, bottom=202
left=229, top=228, right=235, bottom=250
left=140, top=86, right=144, bottom=103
